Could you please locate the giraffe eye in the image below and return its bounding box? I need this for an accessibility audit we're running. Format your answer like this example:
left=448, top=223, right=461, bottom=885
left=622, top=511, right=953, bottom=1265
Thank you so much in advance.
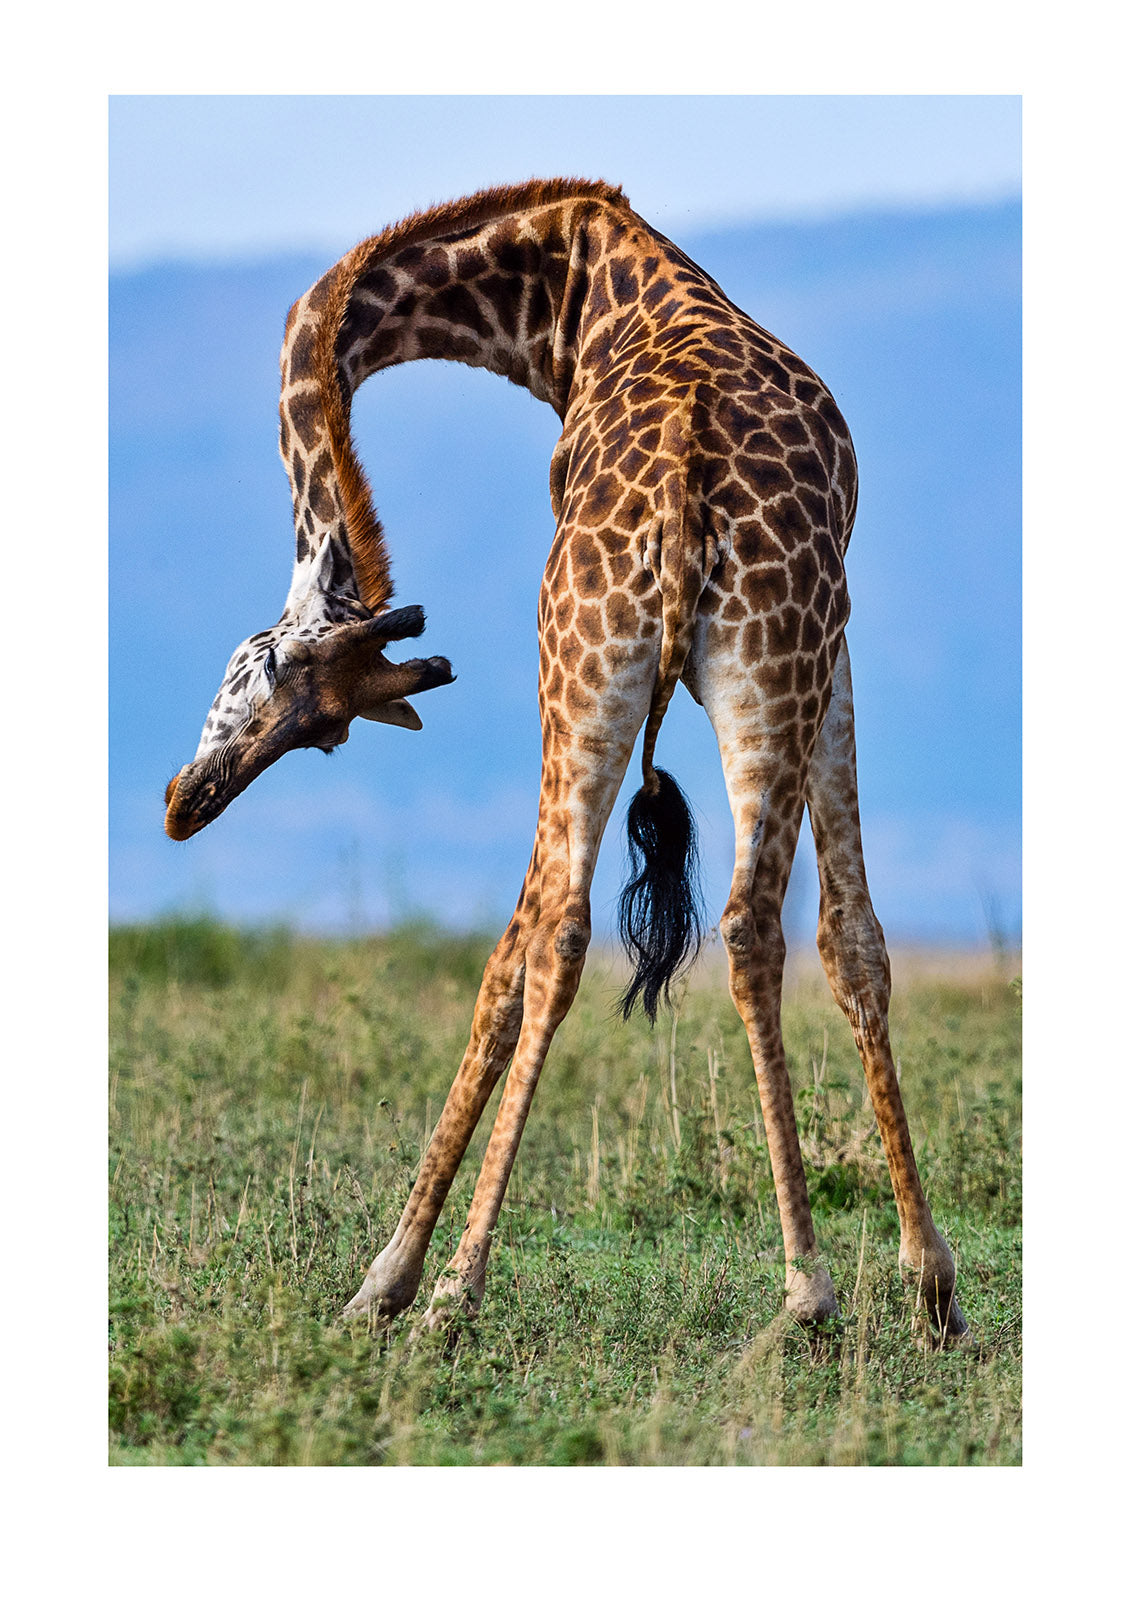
left=264, top=648, right=277, bottom=686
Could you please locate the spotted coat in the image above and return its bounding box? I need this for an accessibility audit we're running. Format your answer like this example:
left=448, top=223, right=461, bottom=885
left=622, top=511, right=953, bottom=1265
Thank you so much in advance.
left=165, top=178, right=966, bottom=1346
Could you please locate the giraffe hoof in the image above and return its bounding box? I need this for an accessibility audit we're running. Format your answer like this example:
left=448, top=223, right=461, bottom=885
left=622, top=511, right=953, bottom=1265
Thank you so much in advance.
left=415, top=1273, right=481, bottom=1347
left=341, top=1251, right=421, bottom=1323
left=899, top=1235, right=968, bottom=1345
left=341, top=1280, right=402, bottom=1324
left=784, top=1262, right=839, bottom=1326
left=923, top=1297, right=971, bottom=1348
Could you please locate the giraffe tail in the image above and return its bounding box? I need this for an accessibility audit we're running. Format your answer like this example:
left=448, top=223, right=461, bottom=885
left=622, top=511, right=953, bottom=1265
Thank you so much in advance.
left=618, top=501, right=713, bottom=1023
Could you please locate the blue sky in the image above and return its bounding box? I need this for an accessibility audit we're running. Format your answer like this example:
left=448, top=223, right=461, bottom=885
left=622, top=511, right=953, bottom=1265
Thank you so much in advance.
left=110, top=95, right=1021, bottom=947
left=110, top=95, right=1020, bottom=265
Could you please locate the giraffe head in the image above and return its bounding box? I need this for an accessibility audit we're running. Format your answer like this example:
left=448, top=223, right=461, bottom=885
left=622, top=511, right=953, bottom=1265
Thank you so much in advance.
left=163, top=591, right=454, bottom=842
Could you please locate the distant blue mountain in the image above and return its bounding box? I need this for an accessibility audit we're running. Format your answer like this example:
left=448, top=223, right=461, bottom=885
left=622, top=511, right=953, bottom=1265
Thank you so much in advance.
left=110, top=202, right=1020, bottom=945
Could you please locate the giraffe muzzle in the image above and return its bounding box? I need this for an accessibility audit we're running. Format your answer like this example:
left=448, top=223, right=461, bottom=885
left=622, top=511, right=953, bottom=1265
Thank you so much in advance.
left=163, top=771, right=192, bottom=839
left=164, top=761, right=242, bottom=840
left=162, top=657, right=453, bottom=840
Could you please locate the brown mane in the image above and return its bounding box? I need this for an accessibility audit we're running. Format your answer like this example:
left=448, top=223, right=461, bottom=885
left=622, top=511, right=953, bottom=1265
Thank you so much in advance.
left=308, top=179, right=627, bottom=612
left=340, top=176, right=626, bottom=278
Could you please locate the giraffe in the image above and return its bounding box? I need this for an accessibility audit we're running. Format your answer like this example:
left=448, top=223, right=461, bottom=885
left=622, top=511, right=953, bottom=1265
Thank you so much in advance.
left=164, top=177, right=967, bottom=1344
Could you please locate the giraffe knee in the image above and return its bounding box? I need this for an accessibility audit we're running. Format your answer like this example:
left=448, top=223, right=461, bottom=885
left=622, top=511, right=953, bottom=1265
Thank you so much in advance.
left=720, top=908, right=754, bottom=958
left=720, top=906, right=784, bottom=969
left=817, top=900, right=891, bottom=1009
left=553, top=916, right=591, bottom=967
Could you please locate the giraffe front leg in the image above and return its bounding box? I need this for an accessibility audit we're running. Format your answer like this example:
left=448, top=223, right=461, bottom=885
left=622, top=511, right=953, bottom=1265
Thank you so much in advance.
left=807, top=644, right=968, bottom=1344
left=341, top=899, right=532, bottom=1322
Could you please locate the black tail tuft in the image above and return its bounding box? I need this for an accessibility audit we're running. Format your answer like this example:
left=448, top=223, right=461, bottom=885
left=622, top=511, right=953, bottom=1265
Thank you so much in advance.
left=617, top=769, right=705, bottom=1024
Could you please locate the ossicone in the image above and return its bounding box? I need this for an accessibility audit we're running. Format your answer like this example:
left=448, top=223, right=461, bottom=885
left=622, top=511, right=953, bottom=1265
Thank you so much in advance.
left=339, top=605, right=428, bottom=647
left=286, top=604, right=430, bottom=665
left=370, top=605, right=427, bottom=641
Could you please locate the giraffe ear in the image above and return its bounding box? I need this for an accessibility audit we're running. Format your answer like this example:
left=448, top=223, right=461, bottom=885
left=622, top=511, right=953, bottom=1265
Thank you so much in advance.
left=359, top=697, right=423, bottom=730
left=288, top=534, right=339, bottom=605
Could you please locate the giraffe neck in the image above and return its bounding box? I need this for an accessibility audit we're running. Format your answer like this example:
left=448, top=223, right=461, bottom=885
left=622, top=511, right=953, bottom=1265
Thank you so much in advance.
left=276, top=178, right=628, bottom=616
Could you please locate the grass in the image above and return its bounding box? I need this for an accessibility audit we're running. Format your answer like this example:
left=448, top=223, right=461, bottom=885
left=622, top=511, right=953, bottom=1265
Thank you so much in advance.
left=108, top=916, right=1021, bottom=1466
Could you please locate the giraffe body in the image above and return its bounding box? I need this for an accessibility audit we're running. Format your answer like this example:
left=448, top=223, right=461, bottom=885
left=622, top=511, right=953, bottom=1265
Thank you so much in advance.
left=164, top=179, right=966, bottom=1342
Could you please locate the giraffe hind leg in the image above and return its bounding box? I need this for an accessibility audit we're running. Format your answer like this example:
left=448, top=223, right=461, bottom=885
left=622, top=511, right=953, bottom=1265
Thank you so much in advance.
left=353, top=505, right=662, bottom=1337
left=806, top=643, right=967, bottom=1342
left=341, top=877, right=535, bottom=1322
left=419, top=720, right=645, bottom=1337
left=717, top=764, right=840, bottom=1326
left=419, top=896, right=590, bottom=1336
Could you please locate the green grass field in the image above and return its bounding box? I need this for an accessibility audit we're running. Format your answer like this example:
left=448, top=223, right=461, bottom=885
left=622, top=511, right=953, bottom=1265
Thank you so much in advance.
left=109, top=918, right=1021, bottom=1466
